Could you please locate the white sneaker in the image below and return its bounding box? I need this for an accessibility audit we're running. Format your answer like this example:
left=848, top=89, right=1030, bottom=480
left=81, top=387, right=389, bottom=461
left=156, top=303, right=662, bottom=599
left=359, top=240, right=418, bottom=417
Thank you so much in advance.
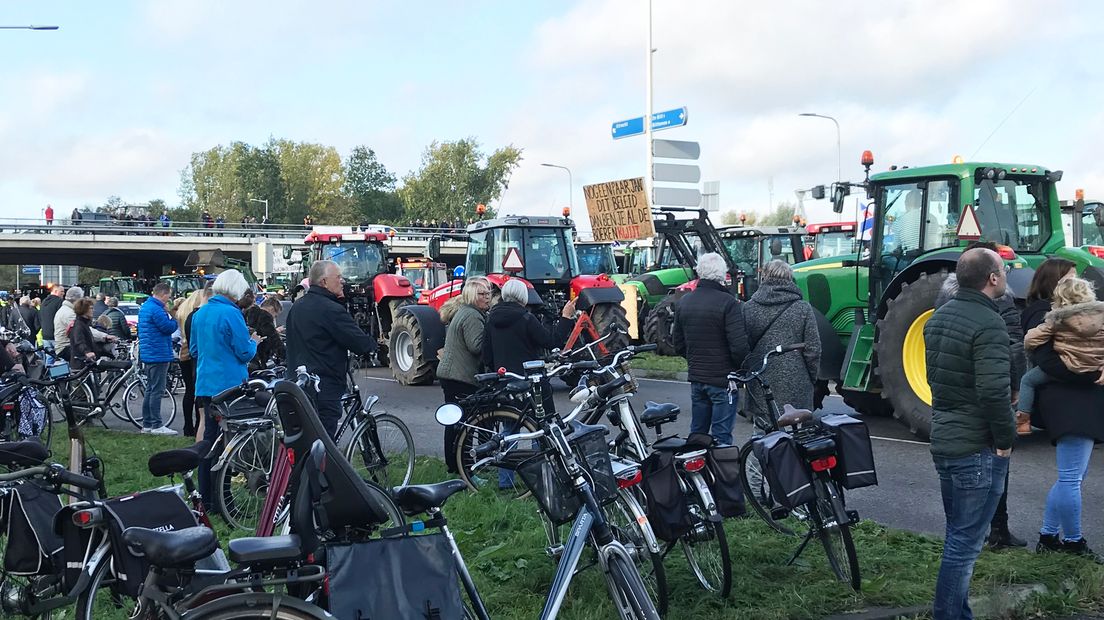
left=148, top=426, right=178, bottom=436
left=140, top=427, right=153, bottom=434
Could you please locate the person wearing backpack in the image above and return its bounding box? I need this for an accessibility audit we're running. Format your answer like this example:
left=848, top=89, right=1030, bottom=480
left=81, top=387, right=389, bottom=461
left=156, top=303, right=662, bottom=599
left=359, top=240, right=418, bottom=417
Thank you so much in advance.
left=741, top=260, right=821, bottom=420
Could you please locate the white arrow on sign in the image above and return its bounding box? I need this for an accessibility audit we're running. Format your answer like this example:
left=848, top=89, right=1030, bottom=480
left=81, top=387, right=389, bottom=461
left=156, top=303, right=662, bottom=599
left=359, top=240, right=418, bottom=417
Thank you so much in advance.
left=502, top=247, right=525, bottom=272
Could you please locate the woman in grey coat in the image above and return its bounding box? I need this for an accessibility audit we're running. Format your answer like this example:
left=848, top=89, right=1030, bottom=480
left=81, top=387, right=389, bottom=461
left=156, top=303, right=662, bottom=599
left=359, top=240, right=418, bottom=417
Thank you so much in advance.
left=437, top=277, right=492, bottom=472
left=742, top=260, right=822, bottom=420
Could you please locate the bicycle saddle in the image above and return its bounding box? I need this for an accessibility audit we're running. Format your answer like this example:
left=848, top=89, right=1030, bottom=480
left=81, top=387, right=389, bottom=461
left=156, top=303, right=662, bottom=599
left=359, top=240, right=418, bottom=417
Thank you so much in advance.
left=777, top=404, right=813, bottom=428
left=0, top=440, right=48, bottom=467
left=391, top=479, right=468, bottom=516
left=210, top=383, right=245, bottom=406
left=228, top=535, right=304, bottom=565
left=123, top=526, right=218, bottom=568
left=147, top=440, right=211, bottom=477
left=640, top=402, right=680, bottom=427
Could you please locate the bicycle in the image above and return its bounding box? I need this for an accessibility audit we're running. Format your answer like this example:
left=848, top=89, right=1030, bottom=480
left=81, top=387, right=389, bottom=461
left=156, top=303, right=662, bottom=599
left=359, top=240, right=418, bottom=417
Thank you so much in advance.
left=568, top=340, right=732, bottom=599
left=44, top=350, right=178, bottom=430
left=441, top=358, right=661, bottom=620
left=730, top=344, right=862, bottom=591
left=332, top=363, right=414, bottom=491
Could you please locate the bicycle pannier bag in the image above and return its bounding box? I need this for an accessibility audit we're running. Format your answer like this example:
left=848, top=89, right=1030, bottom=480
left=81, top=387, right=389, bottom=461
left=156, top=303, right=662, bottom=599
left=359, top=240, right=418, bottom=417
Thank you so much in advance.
left=752, top=431, right=815, bottom=509
left=101, top=489, right=208, bottom=596
left=705, top=445, right=745, bottom=518
left=325, top=534, right=465, bottom=619
left=640, top=451, right=693, bottom=542
left=3, top=482, right=63, bottom=575
left=818, top=414, right=877, bottom=489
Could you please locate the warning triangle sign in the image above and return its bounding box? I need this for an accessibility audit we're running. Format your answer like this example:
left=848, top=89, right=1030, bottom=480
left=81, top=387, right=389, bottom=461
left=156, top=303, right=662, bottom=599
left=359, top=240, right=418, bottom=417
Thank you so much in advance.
left=502, top=247, right=525, bottom=272
left=956, top=204, right=982, bottom=240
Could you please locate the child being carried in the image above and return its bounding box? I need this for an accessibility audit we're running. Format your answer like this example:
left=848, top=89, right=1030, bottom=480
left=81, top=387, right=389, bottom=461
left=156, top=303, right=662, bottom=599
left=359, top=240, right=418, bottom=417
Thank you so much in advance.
left=1017, top=277, right=1104, bottom=435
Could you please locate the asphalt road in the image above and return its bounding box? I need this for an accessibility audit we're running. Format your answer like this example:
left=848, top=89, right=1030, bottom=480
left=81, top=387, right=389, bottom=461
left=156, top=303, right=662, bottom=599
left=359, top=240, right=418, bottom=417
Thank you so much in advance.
left=344, top=366, right=1102, bottom=544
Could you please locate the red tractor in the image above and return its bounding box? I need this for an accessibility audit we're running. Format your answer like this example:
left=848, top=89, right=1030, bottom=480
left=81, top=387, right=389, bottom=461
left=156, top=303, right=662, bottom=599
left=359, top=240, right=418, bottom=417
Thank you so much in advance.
left=302, top=226, right=417, bottom=364
left=388, top=214, right=630, bottom=385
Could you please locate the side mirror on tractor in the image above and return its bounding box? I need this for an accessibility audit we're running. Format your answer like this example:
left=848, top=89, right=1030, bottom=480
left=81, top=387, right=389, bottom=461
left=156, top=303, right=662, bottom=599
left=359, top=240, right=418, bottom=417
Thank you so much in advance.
left=832, top=184, right=850, bottom=214
left=425, top=236, right=442, bottom=260
left=811, top=185, right=826, bottom=200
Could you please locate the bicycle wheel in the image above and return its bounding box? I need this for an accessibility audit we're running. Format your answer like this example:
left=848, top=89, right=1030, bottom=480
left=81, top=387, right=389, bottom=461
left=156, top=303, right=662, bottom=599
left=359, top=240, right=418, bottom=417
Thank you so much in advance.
left=123, top=380, right=178, bottom=429
left=185, top=592, right=333, bottom=619
left=812, top=478, right=861, bottom=591
left=0, top=529, right=56, bottom=619
left=75, top=553, right=138, bottom=620
left=677, top=478, right=732, bottom=597
left=739, top=440, right=799, bottom=536
left=607, top=490, right=668, bottom=616
left=217, top=427, right=277, bottom=531
left=67, top=379, right=95, bottom=421
left=343, top=413, right=415, bottom=488
left=454, top=409, right=537, bottom=498
left=605, top=552, right=662, bottom=620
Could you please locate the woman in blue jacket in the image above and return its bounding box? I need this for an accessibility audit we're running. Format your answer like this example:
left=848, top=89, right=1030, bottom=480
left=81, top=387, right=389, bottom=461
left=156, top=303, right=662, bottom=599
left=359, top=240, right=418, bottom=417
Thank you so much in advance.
left=189, top=269, right=260, bottom=503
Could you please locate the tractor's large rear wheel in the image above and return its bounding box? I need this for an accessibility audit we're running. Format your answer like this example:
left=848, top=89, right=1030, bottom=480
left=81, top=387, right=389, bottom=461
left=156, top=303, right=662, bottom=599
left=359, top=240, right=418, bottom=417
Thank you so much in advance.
left=589, top=302, right=630, bottom=352
left=378, top=298, right=413, bottom=366
left=389, top=310, right=435, bottom=386
left=643, top=296, right=678, bottom=356
left=873, top=271, right=949, bottom=439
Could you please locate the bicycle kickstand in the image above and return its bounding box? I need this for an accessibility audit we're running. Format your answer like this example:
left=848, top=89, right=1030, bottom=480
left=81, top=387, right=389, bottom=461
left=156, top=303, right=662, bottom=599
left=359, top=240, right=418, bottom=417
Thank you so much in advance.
left=785, top=529, right=817, bottom=566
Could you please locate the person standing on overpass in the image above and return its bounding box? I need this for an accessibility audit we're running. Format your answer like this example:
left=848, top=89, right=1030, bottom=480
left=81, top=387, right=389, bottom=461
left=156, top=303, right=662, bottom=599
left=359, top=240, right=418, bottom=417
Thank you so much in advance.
left=284, top=259, right=377, bottom=437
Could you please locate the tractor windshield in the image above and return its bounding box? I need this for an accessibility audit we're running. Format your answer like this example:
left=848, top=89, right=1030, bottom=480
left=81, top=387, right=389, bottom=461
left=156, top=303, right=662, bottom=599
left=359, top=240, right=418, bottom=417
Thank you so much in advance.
left=577, top=244, right=617, bottom=275
left=170, top=277, right=204, bottom=296
left=115, top=279, right=137, bottom=294
left=973, top=177, right=1051, bottom=252
left=321, top=241, right=385, bottom=282
left=1081, top=203, right=1104, bottom=246
left=814, top=231, right=857, bottom=258
left=467, top=226, right=577, bottom=280
left=723, top=237, right=758, bottom=276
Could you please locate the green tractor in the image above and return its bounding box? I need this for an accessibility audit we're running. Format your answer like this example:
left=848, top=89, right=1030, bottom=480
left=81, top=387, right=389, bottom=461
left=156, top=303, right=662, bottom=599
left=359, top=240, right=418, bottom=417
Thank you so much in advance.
left=717, top=225, right=807, bottom=299
left=793, top=152, right=1099, bottom=437
left=159, top=274, right=207, bottom=298
left=97, top=276, right=149, bottom=303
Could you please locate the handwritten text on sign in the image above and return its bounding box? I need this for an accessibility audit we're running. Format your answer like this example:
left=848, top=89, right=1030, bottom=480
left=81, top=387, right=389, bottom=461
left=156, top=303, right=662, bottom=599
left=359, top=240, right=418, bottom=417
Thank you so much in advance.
left=583, top=177, right=655, bottom=242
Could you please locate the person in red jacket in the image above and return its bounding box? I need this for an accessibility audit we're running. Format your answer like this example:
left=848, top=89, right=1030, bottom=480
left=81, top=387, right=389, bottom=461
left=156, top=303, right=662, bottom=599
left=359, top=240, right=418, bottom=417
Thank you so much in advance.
left=44, top=204, right=54, bottom=226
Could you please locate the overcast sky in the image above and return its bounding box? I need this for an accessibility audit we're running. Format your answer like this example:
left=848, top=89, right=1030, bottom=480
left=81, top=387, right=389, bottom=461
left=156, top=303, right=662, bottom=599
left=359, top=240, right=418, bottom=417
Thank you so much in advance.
left=0, top=0, right=1100, bottom=226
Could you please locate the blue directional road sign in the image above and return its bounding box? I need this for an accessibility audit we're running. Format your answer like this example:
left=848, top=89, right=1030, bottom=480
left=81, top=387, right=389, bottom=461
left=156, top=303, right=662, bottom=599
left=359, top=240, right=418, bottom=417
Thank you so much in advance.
left=611, top=107, right=688, bottom=140
left=21, top=266, right=41, bottom=275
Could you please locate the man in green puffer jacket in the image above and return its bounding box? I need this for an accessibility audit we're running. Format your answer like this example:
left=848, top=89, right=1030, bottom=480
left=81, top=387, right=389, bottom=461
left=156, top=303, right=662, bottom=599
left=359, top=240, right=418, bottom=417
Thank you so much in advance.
left=923, top=247, right=1016, bottom=620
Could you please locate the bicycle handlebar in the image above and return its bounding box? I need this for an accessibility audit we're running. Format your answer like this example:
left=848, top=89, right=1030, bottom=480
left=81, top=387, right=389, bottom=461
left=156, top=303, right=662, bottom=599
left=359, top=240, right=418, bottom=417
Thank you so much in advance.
left=727, top=343, right=807, bottom=385
left=0, top=464, right=100, bottom=490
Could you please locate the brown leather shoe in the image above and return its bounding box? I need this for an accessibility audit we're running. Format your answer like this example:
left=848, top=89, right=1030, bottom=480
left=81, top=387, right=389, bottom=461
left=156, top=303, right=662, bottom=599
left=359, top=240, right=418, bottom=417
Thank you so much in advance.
left=1015, top=411, right=1032, bottom=436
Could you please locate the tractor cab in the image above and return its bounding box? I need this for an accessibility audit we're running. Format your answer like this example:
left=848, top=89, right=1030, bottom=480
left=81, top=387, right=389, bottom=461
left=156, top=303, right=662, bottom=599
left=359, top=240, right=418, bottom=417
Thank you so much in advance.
left=306, top=227, right=391, bottom=284
left=1061, top=196, right=1104, bottom=248
left=466, top=216, right=580, bottom=289
left=575, top=241, right=620, bottom=277
left=395, top=256, right=449, bottom=302
left=717, top=226, right=807, bottom=299
left=159, top=274, right=206, bottom=298
left=98, top=276, right=148, bottom=303
left=804, top=222, right=857, bottom=260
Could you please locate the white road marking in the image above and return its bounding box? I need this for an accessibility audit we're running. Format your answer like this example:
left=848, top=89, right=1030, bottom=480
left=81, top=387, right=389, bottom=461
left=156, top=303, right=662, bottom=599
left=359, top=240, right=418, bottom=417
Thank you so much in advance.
left=636, top=377, right=688, bottom=385
left=871, top=435, right=929, bottom=446
left=362, top=376, right=399, bottom=383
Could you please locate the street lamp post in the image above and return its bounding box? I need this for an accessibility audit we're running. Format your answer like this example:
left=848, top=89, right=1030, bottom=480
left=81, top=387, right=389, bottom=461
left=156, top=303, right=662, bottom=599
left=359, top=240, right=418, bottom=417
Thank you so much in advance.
left=0, top=25, right=58, bottom=30
left=540, top=163, right=574, bottom=210
left=799, top=112, right=841, bottom=184
left=248, top=198, right=269, bottom=222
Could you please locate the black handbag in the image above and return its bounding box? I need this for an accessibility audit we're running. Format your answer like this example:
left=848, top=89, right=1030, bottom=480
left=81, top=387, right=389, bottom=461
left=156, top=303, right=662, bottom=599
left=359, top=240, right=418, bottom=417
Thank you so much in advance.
left=324, top=534, right=465, bottom=619
left=640, top=451, right=693, bottom=542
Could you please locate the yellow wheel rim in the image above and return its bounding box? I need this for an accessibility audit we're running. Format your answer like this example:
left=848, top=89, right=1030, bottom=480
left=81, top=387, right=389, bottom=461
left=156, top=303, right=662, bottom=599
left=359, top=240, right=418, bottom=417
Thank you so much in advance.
left=903, top=309, right=933, bottom=406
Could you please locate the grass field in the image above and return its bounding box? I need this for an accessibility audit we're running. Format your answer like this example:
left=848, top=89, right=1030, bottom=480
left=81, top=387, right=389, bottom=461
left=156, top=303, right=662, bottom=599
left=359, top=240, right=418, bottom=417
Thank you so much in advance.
left=55, top=429, right=1104, bottom=619
left=630, top=353, right=688, bottom=376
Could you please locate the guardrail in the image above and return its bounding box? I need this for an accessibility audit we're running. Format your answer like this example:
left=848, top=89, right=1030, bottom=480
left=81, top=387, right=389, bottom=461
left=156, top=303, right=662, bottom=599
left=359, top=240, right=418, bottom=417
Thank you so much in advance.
left=0, top=218, right=467, bottom=241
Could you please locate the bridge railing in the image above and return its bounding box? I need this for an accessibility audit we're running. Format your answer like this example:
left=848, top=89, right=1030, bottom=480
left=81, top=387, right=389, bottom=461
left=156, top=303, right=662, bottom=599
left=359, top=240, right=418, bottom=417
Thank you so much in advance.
left=0, top=218, right=468, bottom=242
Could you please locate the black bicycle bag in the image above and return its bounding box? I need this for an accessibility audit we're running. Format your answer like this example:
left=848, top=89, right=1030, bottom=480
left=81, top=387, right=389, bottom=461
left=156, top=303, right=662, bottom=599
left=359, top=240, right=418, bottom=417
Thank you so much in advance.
left=752, top=431, right=815, bottom=509
left=705, top=445, right=745, bottom=518
left=324, top=534, right=465, bottom=619
left=640, top=451, right=693, bottom=542
left=817, top=414, right=878, bottom=490
left=2, top=482, right=63, bottom=575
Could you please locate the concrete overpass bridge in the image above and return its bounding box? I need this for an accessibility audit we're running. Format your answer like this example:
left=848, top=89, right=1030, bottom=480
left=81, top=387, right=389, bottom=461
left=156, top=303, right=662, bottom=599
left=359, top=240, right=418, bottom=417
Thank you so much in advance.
left=0, top=219, right=467, bottom=275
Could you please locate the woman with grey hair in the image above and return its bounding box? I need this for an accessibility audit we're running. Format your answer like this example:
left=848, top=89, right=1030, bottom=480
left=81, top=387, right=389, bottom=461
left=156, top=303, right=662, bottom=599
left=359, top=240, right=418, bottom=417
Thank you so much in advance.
left=741, top=259, right=821, bottom=419
left=437, top=276, right=492, bottom=472
left=482, top=279, right=576, bottom=375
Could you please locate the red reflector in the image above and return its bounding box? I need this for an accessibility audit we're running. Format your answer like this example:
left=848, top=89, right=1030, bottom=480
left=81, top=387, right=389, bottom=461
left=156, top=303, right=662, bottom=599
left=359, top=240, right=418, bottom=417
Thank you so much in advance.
left=497, top=367, right=506, bottom=376
left=73, top=510, right=93, bottom=526
left=0, top=403, right=13, bottom=411
left=323, top=574, right=330, bottom=596
left=617, top=470, right=643, bottom=489
left=811, top=456, right=837, bottom=472
left=682, top=457, right=706, bottom=472
left=1089, top=246, right=1104, bottom=259
left=287, top=448, right=295, bottom=465
left=996, top=244, right=1016, bottom=260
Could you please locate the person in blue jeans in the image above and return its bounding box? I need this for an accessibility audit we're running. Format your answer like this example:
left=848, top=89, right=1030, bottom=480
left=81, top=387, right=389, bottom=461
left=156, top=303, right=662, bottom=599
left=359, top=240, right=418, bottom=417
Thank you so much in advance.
left=671, top=252, right=749, bottom=448
left=138, top=282, right=179, bottom=435
left=923, top=248, right=1017, bottom=620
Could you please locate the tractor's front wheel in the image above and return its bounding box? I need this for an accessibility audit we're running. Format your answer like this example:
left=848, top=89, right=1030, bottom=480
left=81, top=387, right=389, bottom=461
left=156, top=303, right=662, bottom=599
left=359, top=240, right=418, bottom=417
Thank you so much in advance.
left=643, top=296, right=678, bottom=356
left=389, top=310, right=435, bottom=386
left=589, top=302, right=630, bottom=351
left=873, top=270, right=949, bottom=439
left=378, top=298, right=413, bottom=365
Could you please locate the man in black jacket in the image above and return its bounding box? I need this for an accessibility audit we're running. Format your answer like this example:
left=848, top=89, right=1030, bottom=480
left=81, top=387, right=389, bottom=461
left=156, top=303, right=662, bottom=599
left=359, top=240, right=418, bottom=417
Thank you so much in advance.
left=284, top=260, right=377, bottom=437
left=39, top=285, right=65, bottom=348
left=17, top=296, right=39, bottom=339
left=672, top=253, right=749, bottom=446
